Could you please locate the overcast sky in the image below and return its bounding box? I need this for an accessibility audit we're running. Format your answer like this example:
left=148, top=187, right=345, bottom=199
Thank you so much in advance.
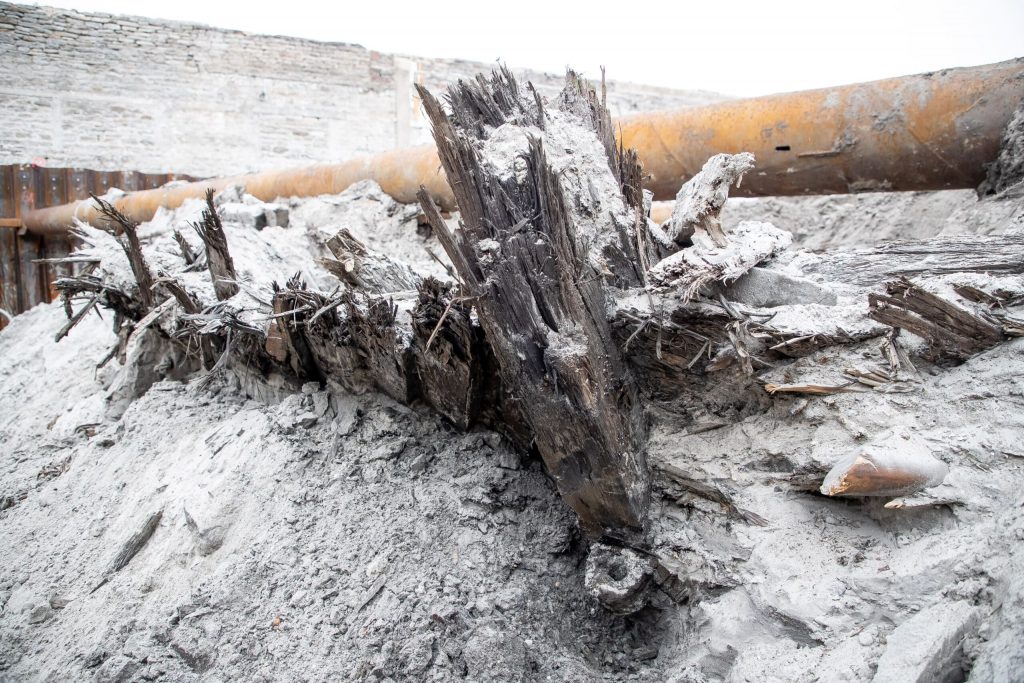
left=30, top=0, right=1024, bottom=97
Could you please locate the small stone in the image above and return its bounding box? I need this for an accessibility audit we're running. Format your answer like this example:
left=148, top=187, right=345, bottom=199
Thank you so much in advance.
left=47, top=592, right=70, bottom=610
left=635, top=645, right=658, bottom=661
left=312, top=392, right=331, bottom=417
left=584, top=544, right=653, bottom=615
left=410, top=453, right=428, bottom=473
left=400, top=633, right=435, bottom=675
left=84, top=648, right=109, bottom=669
left=873, top=601, right=982, bottom=683
left=219, top=202, right=271, bottom=229
left=369, top=439, right=407, bottom=461
left=269, top=206, right=290, bottom=228
left=4, top=584, right=37, bottom=614
left=495, top=449, right=520, bottom=470
left=365, top=553, right=389, bottom=577
left=301, top=382, right=319, bottom=395
left=296, top=412, right=318, bottom=429
left=724, top=267, right=838, bottom=307
left=95, top=654, right=139, bottom=682
left=463, top=626, right=527, bottom=680
left=474, top=597, right=493, bottom=616
left=858, top=629, right=875, bottom=646
left=28, top=604, right=53, bottom=624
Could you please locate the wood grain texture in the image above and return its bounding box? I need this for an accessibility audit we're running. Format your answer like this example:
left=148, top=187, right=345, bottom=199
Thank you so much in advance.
left=416, top=69, right=650, bottom=539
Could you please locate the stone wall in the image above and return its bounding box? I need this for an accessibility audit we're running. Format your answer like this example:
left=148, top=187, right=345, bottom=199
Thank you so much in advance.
left=0, top=3, right=722, bottom=178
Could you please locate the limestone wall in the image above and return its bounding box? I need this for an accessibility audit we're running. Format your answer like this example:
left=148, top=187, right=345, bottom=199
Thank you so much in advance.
left=0, top=3, right=722, bottom=177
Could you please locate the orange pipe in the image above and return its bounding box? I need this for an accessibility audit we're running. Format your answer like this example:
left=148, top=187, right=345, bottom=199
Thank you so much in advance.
left=21, top=59, right=1024, bottom=236
left=618, top=58, right=1024, bottom=199
left=23, top=145, right=451, bottom=236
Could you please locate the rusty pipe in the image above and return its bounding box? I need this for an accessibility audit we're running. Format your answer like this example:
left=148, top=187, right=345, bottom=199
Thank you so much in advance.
left=618, top=58, right=1024, bottom=200
left=23, top=145, right=452, bottom=236
left=22, top=58, right=1024, bottom=236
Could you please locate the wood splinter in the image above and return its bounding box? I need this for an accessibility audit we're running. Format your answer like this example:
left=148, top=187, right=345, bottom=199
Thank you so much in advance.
left=91, top=509, right=163, bottom=593
left=92, top=194, right=155, bottom=311
left=191, top=189, right=239, bottom=301
left=868, top=277, right=1006, bottom=362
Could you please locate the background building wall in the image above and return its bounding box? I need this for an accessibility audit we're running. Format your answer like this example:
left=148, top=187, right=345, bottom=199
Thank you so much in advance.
left=0, top=2, right=723, bottom=178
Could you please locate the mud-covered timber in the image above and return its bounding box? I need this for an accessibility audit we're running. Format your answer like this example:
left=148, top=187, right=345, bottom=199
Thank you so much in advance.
left=21, top=58, right=1024, bottom=236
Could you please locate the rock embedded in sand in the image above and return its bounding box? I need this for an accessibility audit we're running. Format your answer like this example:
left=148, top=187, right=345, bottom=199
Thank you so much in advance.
left=820, top=431, right=948, bottom=498
left=872, top=601, right=981, bottom=683
left=584, top=544, right=653, bottom=615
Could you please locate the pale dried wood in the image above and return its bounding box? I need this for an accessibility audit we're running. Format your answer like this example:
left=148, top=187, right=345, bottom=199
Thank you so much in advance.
left=799, top=233, right=1024, bottom=287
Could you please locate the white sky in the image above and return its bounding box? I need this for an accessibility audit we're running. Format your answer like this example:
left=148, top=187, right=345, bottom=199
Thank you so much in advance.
left=29, top=0, right=1024, bottom=97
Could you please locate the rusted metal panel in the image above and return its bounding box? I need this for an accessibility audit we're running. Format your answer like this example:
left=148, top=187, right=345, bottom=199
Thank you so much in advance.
left=63, top=168, right=92, bottom=285
left=118, top=171, right=140, bottom=193
left=38, top=168, right=70, bottom=298
left=92, top=170, right=116, bottom=196
left=142, top=173, right=166, bottom=190
left=12, top=165, right=47, bottom=311
left=42, top=234, right=72, bottom=300
left=0, top=166, right=19, bottom=329
left=42, top=167, right=67, bottom=207
left=0, top=164, right=196, bottom=324
left=20, top=249, right=47, bottom=316
left=67, top=168, right=91, bottom=201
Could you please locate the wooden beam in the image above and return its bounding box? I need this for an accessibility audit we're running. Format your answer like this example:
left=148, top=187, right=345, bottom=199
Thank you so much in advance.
left=416, top=68, right=651, bottom=540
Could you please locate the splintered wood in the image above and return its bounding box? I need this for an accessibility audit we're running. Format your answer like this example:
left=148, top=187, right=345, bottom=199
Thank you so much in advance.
left=191, top=189, right=239, bottom=301
left=869, top=277, right=1007, bottom=362
left=416, top=68, right=650, bottom=538
left=93, top=195, right=155, bottom=310
left=91, top=509, right=163, bottom=594
left=49, top=66, right=1024, bottom=539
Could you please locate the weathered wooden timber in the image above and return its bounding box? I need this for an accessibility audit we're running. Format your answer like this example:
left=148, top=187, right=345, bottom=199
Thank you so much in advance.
left=47, top=67, right=1024, bottom=542
left=191, top=189, right=239, bottom=301
left=416, top=68, right=651, bottom=539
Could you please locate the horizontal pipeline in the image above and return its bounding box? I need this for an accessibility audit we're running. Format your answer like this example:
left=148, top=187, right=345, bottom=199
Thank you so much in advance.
left=22, top=58, right=1024, bottom=236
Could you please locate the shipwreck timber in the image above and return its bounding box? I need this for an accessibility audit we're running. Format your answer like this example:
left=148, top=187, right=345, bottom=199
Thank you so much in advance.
left=45, top=66, right=1024, bottom=548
